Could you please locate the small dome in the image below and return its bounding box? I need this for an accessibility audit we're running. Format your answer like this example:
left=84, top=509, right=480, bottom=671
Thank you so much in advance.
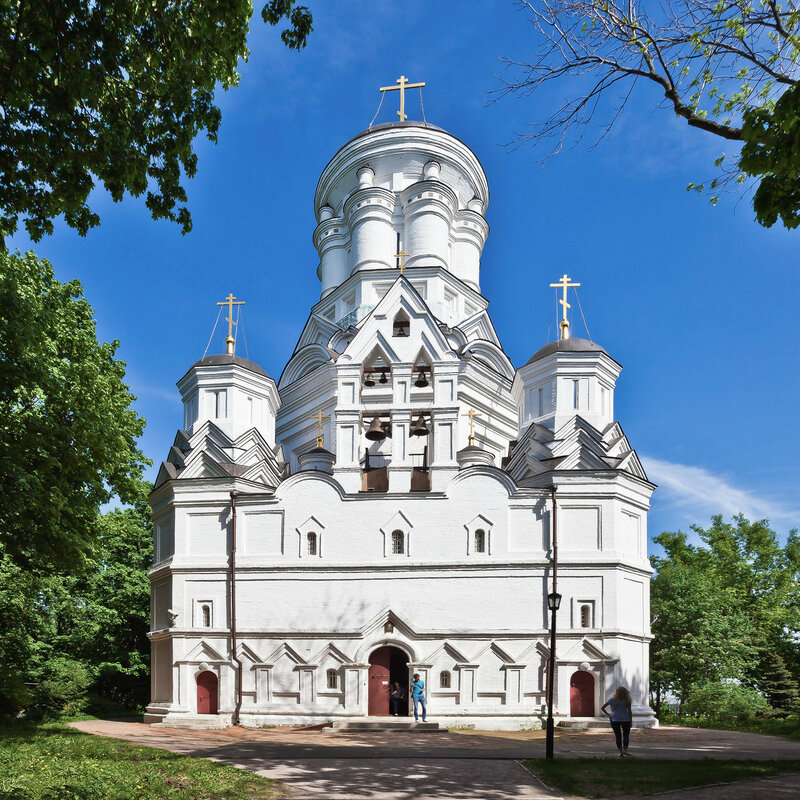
left=189, top=353, right=270, bottom=378
left=526, top=338, right=609, bottom=365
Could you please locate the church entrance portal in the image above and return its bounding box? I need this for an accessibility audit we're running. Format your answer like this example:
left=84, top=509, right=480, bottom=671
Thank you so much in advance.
left=196, top=671, right=218, bottom=714
left=368, top=646, right=409, bottom=716
left=569, top=670, right=594, bottom=717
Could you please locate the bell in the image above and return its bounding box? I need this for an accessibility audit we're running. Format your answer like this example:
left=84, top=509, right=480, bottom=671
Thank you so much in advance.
left=363, top=371, right=375, bottom=387
left=365, top=417, right=387, bottom=441
left=410, top=414, right=429, bottom=437
left=379, top=368, right=388, bottom=384
left=396, top=322, right=409, bottom=337
left=414, top=369, right=429, bottom=388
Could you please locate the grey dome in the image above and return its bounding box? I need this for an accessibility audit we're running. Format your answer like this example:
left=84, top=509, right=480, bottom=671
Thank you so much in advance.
left=526, top=338, right=609, bottom=365
left=189, top=353, right=269, bottom=378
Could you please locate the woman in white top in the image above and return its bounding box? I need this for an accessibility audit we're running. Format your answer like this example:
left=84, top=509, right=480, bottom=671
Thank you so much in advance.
left=601, top=686, right=633, bottom=756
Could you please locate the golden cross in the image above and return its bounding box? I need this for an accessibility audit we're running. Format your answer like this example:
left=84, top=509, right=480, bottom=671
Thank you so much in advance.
left=311, top=410, right=330, bottom=449
left=549, top=274, right=580, bottom=341
left=462, top=408, right=482, bottom=447
left=216, top=293, right=245, bottom=355
left=379, top=75, right=425, bottom=122
left=395, top=249, right=409, bottom=273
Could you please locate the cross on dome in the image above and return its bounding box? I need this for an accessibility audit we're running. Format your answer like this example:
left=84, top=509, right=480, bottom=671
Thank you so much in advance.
left=549, top=274, right=580, bottom=341
left=379, top=75, right=425, bottom=122
left=216, top=293, right=245, bottom=355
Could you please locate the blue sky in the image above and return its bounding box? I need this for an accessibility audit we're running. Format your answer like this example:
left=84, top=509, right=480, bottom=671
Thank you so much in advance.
left=10, top=1, right=799, bottom=547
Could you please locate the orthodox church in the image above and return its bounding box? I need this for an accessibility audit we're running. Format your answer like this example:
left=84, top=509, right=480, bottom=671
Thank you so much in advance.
left=146, top=83, right=656, bottom=730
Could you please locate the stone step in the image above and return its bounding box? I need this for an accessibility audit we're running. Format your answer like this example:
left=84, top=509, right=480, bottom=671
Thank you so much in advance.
left=558, top=718, right=610, bottom=729
left=330, top=719, right=442, bottom=732
left=154, top=716, right=231, bottom=729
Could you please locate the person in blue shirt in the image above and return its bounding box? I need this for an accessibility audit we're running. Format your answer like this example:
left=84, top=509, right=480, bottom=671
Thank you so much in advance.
left=410, top=673, right=426, bottom=722
left=601, top=686, right=633, bottom=756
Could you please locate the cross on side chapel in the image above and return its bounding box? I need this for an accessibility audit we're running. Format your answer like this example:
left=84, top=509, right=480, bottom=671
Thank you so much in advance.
left=217, top=293, right=245, bottom=355
left=549, top=274, right=580, bottom=340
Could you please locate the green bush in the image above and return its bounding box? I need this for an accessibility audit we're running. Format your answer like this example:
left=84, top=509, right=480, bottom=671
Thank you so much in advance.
left=685, top=681, right=771, bottom=722
left=0, top=672, right=30, bottom=719
left=32, top=658, right=92, bottom=717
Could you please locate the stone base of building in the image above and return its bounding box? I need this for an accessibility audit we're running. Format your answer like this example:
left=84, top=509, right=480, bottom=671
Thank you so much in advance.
left=142, top=709, right=658, bottom=731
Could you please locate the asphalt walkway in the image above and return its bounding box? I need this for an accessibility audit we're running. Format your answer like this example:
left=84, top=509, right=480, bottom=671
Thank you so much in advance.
left=68, top=720, right=800, bottom=799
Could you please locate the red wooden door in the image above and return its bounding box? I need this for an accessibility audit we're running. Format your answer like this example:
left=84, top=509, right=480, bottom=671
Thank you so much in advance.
left=368, top=647, right=391, bottom=716
left=569, top=671, right=594, bottom=717
left=197, top=671, right=218, bottom=714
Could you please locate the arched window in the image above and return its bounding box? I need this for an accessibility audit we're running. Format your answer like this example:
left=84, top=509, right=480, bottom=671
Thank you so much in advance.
left=307, top=532, right=317, bottom=556
left=201, top=604, right=211, bottom=628
left=391, top=530, right=404, bottom=555
left=326, top=668, right=338, bottom=689
left=580, top=604, right=591, bottom=628
left=440, top=670, right=451, bottom=689
left=474, top=529, right=486, bottom=553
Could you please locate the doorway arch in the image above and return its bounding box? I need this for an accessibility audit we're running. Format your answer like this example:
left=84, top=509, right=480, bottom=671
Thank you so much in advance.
left=569, top=670, right=594, bottom=717
left=196, top=670, right=218, bottom=714
left=368, top=645, right=409, bottom=716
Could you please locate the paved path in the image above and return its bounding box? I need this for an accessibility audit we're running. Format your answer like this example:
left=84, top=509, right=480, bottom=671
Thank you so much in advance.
left=68, top=720, right=800, bottom=799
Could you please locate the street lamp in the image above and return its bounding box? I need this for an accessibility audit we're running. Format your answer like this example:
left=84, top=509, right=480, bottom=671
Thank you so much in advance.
left=545, top=590, right=562, bottom=759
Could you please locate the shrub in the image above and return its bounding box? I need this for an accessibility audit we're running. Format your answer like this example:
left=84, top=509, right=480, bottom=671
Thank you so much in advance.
left=685, top=681, right=771, bottom=723
left=32, top=658, right=92, bottom=717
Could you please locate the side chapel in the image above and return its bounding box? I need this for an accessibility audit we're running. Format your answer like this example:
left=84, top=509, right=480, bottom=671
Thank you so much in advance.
left=146, top=80, right=657, bottom=729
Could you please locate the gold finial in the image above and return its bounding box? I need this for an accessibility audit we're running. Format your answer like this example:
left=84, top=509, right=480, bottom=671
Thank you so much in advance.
left=311, top=410, right=330, bottom=449
left=462, top=408, right=482, bottom=447
left=379, top=75, right=425, bottom=122
left=549, top=274, right=580, bottom=340
left=395, top=249, right=409, bottom=274
left=216, top=293, right=245, bottom=355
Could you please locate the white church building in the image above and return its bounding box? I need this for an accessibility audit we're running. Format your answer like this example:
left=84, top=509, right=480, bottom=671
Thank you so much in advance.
left=145, top=102, right=657, bottom=730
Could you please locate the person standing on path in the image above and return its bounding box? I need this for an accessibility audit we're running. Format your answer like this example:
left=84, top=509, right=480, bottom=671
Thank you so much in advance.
left=601, top=686, right=633, bottom=756
left=410, top=673, right=426, bottom=722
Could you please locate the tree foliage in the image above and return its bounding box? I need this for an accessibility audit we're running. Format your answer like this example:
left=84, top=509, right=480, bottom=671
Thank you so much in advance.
left=0, top=482, right=153, bottom=717
left=0, top=0, right=313, bottom=243
left=500, top=1, right=800, bottom=228
left=650, top=515, right=800, bottom=716
left=0, top=251, right=148, bottom=572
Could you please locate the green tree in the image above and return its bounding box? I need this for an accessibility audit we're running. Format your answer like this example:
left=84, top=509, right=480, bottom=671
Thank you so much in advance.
left=499, top=1, right=800, bottom=228
left=0, top=480, right=153, bottom=718
left=650, top=538, right=758, bottom=715
left=650, top=516, right=800, bottom=716
left=51, top=483, right=154, bottom=709
left=0, top=0, right=312, bottom=244
left=758, top=653, right=800, bottom=713
left=684, top=681, right=772, bottom=722
left=0, top=251, right=148, bottom=572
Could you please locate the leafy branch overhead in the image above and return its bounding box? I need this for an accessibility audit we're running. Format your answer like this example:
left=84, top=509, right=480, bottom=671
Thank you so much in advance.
left=499, top=1, right=800, bottom=229
left=0, top=0, right=313, bottom=244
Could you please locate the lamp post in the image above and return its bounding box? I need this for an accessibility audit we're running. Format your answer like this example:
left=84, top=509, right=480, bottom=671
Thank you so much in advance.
left=545, top=590, right=562, bottom=759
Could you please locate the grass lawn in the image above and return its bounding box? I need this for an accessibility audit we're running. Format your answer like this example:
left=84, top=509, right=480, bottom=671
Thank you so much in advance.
left=522, top=758, right=800, bottom=798
left=0, top=721, right=281, bottom=800
left=663, top=716, right=800, bottom=741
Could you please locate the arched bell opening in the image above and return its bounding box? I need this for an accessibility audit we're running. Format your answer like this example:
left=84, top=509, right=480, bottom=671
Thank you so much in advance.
left=361, top=411, right=391, bottom=492
left=362, top=346, right=392, bottom=389
left=392, top=310, right=410, bottom=338
left=411, top=348, right=432, bottom=392
left=409, top=410, right=432, bottom=493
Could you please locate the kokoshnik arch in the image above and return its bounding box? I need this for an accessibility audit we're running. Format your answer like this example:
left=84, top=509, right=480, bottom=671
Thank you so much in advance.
left=146, top=81, right=657, bottom=730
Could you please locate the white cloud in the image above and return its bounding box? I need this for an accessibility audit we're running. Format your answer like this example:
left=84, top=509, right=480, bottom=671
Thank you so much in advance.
left=642, top=455, right=800, bottom=528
